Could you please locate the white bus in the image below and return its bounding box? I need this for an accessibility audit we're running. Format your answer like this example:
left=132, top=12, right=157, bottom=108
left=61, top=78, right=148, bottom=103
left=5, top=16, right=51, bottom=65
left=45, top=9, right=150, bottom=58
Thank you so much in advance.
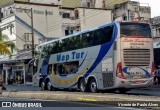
left=33, top=21, right=154, bottom=93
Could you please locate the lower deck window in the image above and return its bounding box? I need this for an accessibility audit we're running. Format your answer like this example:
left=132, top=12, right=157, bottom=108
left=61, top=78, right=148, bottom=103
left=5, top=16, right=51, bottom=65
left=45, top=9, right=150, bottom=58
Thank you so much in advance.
left=54, top=61, right=79, bottom=76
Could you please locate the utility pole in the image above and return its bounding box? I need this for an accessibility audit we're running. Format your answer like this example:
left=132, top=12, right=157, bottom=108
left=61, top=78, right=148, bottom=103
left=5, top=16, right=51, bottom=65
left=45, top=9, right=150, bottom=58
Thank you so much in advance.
left=31, top=8, right=34, bottom=59
left=13, top=7, right=35, bottom=82
left=14, top=7, right=34, bottom=57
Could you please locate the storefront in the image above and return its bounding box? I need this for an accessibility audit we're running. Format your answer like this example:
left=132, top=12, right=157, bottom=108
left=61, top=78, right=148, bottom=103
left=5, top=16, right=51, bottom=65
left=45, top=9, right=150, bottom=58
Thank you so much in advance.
left=0, top=58, right=33, bottom=85
left=153, top=37, right=160, bottom=67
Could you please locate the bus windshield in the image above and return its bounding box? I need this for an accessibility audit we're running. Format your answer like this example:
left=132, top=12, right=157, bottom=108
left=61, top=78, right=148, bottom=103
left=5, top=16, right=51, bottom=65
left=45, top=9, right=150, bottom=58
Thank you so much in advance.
left=120, top=22, right=151, bottom=38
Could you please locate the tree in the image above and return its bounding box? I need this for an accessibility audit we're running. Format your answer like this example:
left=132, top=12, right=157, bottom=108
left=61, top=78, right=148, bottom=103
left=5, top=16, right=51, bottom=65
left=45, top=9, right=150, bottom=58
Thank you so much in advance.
left=0, top=30, right=15, bottom=58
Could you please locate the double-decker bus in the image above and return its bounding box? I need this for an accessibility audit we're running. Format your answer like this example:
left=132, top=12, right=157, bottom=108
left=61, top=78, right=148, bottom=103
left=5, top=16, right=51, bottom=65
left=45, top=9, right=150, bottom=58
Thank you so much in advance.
left=32, top=21, right=154, bottom=93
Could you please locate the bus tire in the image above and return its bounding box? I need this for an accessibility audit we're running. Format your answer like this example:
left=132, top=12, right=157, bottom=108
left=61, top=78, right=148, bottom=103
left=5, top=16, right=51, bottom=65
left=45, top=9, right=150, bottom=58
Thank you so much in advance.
left=47, top=80, right=53, bottom=91
left=39, top=78, right=43, bottom=87
left=79, top=78, right=87, bottom=92
left=41, top=81, right=46, bottom=90
left=89, top=78, right=98, bottom=93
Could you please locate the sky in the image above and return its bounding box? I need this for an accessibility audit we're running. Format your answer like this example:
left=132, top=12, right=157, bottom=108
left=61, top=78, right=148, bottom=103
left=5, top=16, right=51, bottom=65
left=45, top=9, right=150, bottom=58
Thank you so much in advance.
left=134, top=0, right=160, bottom=17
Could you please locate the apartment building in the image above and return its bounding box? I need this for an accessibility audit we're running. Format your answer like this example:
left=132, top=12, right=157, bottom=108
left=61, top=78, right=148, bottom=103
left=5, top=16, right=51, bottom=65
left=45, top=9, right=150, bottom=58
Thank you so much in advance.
left=0, top=1, right=112, bottom=85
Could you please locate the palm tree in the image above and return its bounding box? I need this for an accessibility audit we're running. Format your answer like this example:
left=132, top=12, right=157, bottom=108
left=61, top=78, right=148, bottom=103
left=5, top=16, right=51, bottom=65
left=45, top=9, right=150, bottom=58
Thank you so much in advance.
left=0, top=30, right=15, bottom=58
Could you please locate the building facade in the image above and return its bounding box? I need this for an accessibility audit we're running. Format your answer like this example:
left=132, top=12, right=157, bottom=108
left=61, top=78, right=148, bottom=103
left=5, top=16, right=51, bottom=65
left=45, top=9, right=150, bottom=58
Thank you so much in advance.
left=112, top=1, right=151, bottom=21
left=79, top=0, right=151, bottom=21
left=0, top=1, right=112, bottom=85
left=78, top=7, right=111, bottom=31
left=151, top=16, right=160, bottom=67
left=0, top=1, right=79, bottom=85
left=151, top=16, right=160, bottom=38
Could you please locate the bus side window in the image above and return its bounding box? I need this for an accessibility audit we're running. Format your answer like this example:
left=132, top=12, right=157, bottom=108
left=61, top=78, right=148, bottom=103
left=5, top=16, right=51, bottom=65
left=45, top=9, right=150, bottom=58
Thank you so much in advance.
left=97, top=26, right=113, bottom=44
left=54, top=64, right=57, bottom=74
left=39, top=68, right=41, bottom=74
left=104, top=26, right=113, bottom=42
left=82, top=32, right=91, bottom=48
left=97, top=29, right=104, bottom=44
left=91, top=31, right=99, bottom=46
left=47, top=64, right=52, bottom=75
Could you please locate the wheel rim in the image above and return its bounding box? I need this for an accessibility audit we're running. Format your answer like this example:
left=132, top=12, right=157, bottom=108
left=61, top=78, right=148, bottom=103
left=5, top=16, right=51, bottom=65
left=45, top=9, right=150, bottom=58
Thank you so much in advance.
left=90, top=82, right=97, bottom=92
left=80, top=81, right=86, bottom=91
left=41, top=82, right=45, bottom=90
left=47, top=82, right=52, bottom=90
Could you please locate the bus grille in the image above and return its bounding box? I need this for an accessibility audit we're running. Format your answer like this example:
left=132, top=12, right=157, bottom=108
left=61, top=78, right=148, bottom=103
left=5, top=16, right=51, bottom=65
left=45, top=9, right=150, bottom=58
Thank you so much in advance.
left=123, top=49, right=150, bottom=66
left=102, top=73, right=114, bottom=88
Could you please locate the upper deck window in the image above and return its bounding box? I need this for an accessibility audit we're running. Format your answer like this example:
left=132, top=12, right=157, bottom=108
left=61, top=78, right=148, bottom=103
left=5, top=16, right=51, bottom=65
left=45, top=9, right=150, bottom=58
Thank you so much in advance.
left=120, top=23, right=151, bottom=38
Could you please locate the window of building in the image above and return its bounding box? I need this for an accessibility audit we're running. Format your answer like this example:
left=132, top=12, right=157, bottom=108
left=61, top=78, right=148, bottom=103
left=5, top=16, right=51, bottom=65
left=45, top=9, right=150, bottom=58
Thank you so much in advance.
left=65, top=30, right=69, bottom=36
left=62, top=13, right=70, bottom=18
left=23, top=44, right=32, bottom=50
left=24, top=33, right=32, bottom=42
left=123, top=16, right=127, bottom=21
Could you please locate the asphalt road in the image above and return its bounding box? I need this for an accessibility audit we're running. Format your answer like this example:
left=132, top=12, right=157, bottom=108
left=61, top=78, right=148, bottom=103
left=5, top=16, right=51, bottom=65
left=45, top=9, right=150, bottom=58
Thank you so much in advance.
left=3, top=84, right=160, bottom=96
left=0, top=97, right=140, bottom=110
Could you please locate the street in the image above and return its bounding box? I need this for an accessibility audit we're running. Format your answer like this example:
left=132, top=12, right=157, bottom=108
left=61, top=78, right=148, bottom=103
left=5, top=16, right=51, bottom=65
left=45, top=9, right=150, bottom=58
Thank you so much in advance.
left=0, top=97, right=140, bottom=110
left=1, top=84, right=160, bottom=110
left=3, top=84, right=160, bottom=97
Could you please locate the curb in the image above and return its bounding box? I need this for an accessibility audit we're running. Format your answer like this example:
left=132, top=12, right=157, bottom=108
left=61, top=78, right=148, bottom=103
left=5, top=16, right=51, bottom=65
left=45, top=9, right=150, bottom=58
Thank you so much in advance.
left=2, top=91, right=160, bottom=102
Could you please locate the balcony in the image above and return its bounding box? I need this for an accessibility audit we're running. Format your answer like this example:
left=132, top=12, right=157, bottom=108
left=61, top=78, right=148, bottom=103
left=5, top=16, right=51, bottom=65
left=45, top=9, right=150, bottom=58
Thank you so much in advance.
left=16, top=49, right=32, bottom=60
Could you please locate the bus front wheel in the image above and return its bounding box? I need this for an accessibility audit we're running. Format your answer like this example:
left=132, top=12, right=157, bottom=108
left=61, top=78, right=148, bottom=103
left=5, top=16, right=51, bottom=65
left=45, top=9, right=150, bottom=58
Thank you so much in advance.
left=79, top=78, right=87, bottom=92
left=41, top=81, right=46, bottom=90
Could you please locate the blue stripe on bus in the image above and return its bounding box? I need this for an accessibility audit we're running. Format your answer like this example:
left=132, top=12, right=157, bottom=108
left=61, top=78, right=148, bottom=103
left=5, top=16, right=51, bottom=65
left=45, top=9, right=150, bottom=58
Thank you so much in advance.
left=84, top=23, right=118, bottom=78
left=140, top=68, right=150, bottom=78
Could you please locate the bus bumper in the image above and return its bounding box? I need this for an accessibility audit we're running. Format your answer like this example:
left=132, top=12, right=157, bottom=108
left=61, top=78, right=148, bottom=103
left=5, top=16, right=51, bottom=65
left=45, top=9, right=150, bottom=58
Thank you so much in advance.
left=115, top=78, right=153, bottom=89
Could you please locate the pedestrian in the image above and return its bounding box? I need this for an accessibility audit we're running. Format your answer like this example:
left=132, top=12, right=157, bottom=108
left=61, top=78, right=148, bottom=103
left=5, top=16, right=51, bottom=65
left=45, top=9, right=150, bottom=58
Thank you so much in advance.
left=10, top=75, right=13, bottom=84
left=18, top=75, right=21, bottom=84
left=154, top=66, right=160, bottom=85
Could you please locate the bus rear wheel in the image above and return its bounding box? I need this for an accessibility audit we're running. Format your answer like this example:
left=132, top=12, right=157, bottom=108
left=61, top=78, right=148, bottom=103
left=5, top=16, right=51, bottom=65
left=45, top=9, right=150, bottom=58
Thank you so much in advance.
left=47, top=81, right=53, bottom=91
left=89, top=79, right=98, bottom=93
left=79, top=78, right=87, bottom=92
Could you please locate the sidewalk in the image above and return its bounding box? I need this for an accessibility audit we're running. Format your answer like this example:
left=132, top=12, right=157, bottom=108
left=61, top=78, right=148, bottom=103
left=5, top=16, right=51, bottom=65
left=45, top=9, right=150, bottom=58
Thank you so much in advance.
left=2, top=84, right=41, bottom=91
left=1, top=90, right=160, bottom=110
